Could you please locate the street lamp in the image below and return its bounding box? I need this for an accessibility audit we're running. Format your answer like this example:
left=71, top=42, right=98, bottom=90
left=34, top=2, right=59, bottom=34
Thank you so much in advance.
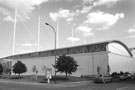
left=45, top=23, right=57, bottom=84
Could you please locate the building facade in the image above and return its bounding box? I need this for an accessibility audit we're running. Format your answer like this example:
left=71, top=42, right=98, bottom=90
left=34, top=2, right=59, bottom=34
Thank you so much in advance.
left=0, top=40, right=134, bottom=77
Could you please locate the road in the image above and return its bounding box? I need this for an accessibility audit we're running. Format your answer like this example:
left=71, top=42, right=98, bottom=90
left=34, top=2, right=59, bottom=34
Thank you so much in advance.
left=0, top=80, right=135, bottom=90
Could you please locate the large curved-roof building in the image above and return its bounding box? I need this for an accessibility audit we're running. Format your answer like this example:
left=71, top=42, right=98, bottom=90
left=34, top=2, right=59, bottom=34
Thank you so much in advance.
left=0, top=40, right=134, bottom=76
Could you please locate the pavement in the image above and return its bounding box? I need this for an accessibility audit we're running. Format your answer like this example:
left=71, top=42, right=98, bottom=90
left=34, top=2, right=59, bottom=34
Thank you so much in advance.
left=0, top=79, right=135, bottom=90
left=0, top=79, right=91, bottom=88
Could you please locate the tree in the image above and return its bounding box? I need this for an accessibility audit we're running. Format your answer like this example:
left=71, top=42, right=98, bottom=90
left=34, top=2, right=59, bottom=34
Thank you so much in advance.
left=2, top=62, right=11, bottom=76
left=53, top=55, right=79, bottom=79
left=32, top=65, right=38, bottom=74
left=32, top=65, right=38, bottom=80
left=120, top=71, right=124, bottom=75
left=107, top=65, right=110, bottom=74
left=0, top=63, right=3, bottom=75
left=97, top=65, right=101, bottom=76
left=13, top=61, right=27, bottom=78
left=41, top=65, right=46, bottom=76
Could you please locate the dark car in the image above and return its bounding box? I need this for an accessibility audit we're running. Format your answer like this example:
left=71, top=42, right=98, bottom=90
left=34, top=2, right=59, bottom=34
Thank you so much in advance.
left=93, top=75, right=112, bottom=83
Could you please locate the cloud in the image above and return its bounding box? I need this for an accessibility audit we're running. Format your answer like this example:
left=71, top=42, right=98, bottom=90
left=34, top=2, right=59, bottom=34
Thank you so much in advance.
left=82, top=0, right=94, bottom=4
left=82, top=0, right=121, bottom=6
left=80, top=6, right=92, bottom=14
left=21, top=43, right=37, bottom=47
left=85, top=32, right=94, bottom=36
left=128, top=29, right=135, bottom=33
left=0, top=7, right=10, bottom=16
left=3, top=15, right=14, bottom=22
left=128, top=35, right=135, bottom=38
left=84, top=11, right=124, bottom=30
left=67, top=37, right=80, bottom=42
left=93, top=0, right=121, bottom=7
left=0, top=0, right=48, bottom=22
left=76, top=26, right=92, bottom=32
left=79, top=0, right=121, bottom=14
left=128, top=25, right=135, bottom=33
left=50, top=8, right=75, bottom=22
left=50, top=12, right=57, bottom=22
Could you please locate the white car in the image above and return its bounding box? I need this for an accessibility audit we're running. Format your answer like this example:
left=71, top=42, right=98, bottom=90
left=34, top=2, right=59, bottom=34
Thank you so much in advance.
left=93, top=75, right=112, bottom=83
left=120, top=74, right=131, bottom=80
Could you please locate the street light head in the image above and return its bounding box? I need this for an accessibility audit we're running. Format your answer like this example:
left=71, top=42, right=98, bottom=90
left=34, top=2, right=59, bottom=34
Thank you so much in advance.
left=45, top=23, right=56, bottom=33
left=45, top=23, right=49, bottom=25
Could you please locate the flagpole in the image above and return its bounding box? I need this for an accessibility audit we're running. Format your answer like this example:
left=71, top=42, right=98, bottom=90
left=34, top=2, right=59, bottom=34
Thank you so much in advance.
left=56, top=22, right=58, bottom=48
left=71, top=25, right=74, bottom=46
left=93, top=34, right=95, bottom=43
left=37, top=5, right=41, bottom=51
left=71, top=24, right=76, bottom=46
left=84, top=32, right=86, bottom=44
left=38, top=16, right=40, bottom=51
left=13, top=8, right=17, bottom=55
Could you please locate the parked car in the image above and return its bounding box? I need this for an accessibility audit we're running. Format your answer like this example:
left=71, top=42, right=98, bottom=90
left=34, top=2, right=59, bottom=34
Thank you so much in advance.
left=93, top=74, right=112, bottom=83
left=119, top=73, right=131, bottom=80
left=131, top=73, right=135, bottom=80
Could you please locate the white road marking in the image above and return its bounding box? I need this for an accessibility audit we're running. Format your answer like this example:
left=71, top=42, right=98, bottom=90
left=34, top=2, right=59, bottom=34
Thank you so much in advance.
left=116, top=86, right=128, bottom=90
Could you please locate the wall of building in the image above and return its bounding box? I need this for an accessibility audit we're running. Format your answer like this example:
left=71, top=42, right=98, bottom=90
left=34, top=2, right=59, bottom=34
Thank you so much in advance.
left=108, top=53, right=135, bottom=74
left=131, top=49, right=135, bottom=57
left=108, top=43, right=134, bottom=74
left=70, top=51, right=108, bottom=76
left=11, top=51, right=108, bottom=77
left=11, top=56, right=55, bottom=76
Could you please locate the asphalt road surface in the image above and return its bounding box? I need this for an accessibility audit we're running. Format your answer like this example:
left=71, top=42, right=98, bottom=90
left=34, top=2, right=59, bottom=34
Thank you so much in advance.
left=0, top=80, right=135, bottom=90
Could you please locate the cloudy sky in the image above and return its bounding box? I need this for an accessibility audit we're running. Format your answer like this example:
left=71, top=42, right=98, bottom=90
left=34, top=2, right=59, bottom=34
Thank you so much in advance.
left=0, top=0, right=134, bottom=58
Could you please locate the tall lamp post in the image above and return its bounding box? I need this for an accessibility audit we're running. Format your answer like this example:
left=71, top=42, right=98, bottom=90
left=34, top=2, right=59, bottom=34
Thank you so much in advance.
left=45, top=23, right=57, bottom=84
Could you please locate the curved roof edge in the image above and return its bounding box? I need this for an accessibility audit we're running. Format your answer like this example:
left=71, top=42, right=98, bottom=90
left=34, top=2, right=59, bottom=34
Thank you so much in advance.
left=0, top=40, right=132, bottom=60
left=108, top=40, right=133, bottom=57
